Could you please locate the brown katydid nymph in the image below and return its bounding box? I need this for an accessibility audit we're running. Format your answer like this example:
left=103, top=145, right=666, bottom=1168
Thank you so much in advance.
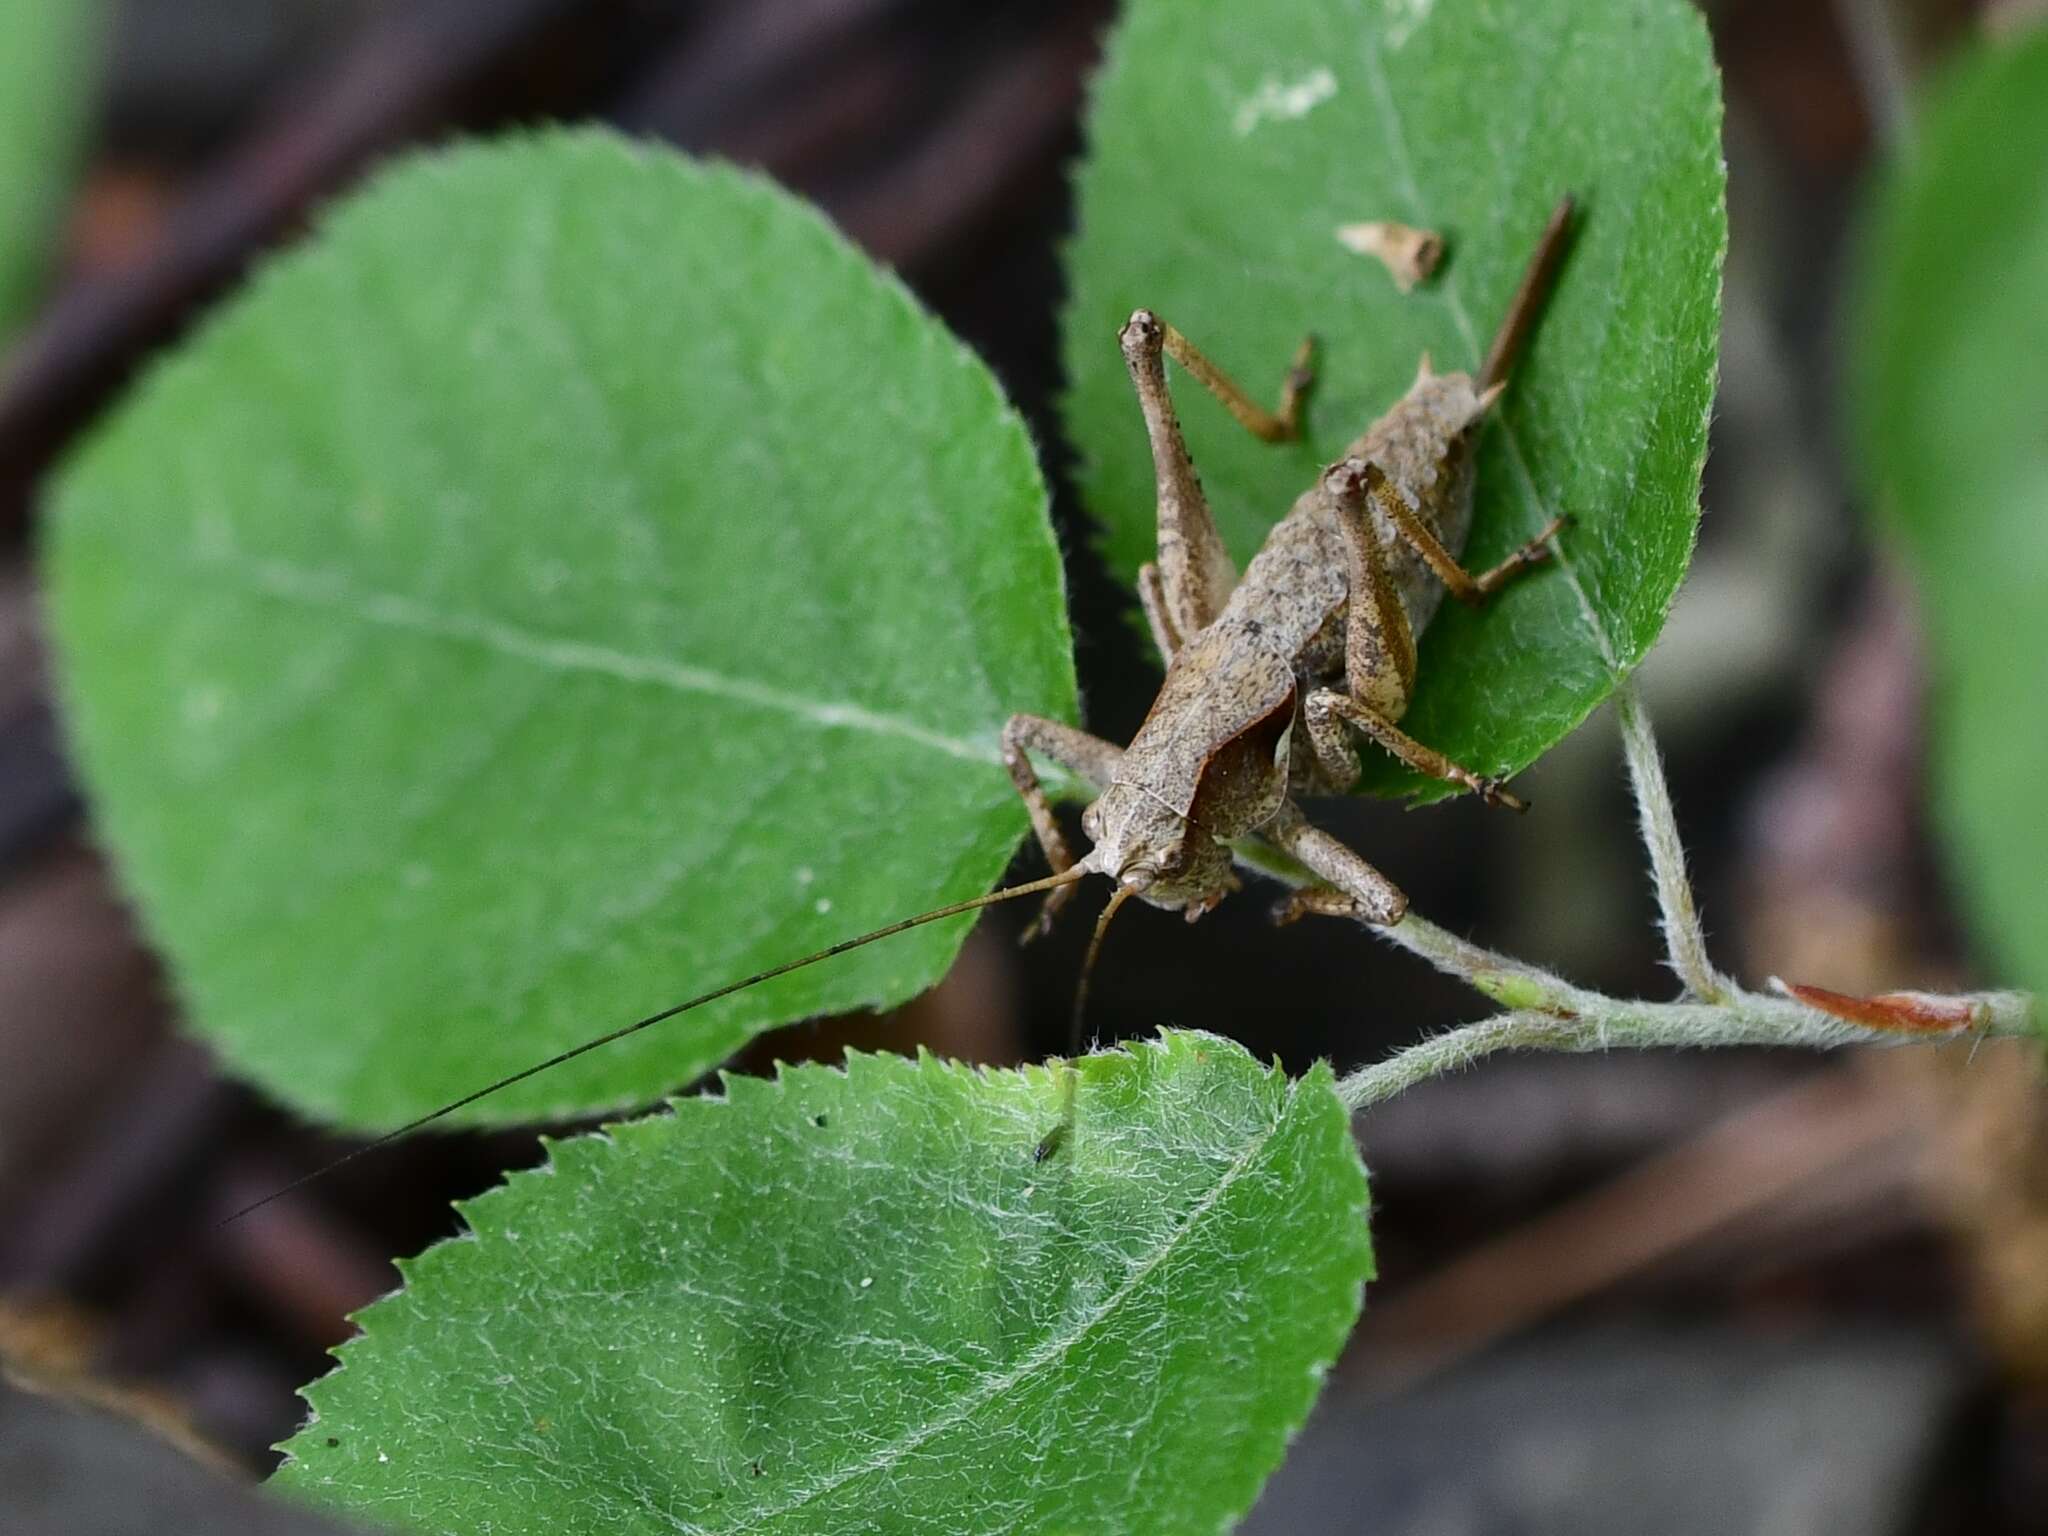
left=1003, top=197, right=1573, bottom=1001
left=229, top=198, right=1575, bottom=1218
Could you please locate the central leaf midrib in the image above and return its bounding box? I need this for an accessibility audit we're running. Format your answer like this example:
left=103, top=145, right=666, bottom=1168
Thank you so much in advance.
left=714, top=1085, right=1294, bottom=1532
left=197, top=546, right=1003, bottom=768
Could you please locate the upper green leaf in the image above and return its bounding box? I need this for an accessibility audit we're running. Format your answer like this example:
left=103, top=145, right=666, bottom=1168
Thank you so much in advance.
left=1062, top=0, right=1726, bottom=796
left=275, top=1033, right=1374, bottom=1535
left=0, top=0, right=99, bottom=328
left=44, top=131, right=1076, bottom=1128
left=1849, top=30, right=2048, bottom=1012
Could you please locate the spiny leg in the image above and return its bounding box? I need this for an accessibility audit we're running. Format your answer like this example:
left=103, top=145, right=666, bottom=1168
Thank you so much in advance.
left=1118, top=311, right=1239, bottom=638
left=1261, top=801, right=1408, bottom=927
left=1119, top=311, right=1312, bottom=641
left=1361, top=461, right=1568, bottom=608
left=1327, top=461, right=1416, bottom=722
left=1001, top=714, right=1125, bottom=938
left=1310, top=461, right=1526, bottom=810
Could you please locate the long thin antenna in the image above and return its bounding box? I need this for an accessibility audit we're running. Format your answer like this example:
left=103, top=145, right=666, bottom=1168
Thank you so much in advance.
left=1069, top=882, right=1135, bottom=1058
left=1478, top=194, right=1576, bottom=393
left=224, top=863, right=1093, bottom=1224
left=1033, top=881, right=1137, bottom=1164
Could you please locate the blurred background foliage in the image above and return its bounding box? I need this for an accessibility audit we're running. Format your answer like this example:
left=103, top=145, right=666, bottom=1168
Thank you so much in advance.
left=1, top=2, right=2045, bottom=1532
left=1850, top=27, right=2048, bottom=1015
left=0, top=0, right=101, bottom=328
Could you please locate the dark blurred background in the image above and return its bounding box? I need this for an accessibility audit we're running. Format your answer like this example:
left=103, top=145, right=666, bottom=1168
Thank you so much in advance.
left=3, top=1, right=2047, bottom=1530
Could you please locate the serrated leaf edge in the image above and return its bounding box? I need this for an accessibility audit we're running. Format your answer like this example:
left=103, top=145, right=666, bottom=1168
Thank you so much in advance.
left=279, top=1031, right=1371, bottom=1535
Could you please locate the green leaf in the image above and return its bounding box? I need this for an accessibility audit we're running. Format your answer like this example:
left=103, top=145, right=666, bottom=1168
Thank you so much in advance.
left=1849, top=31, right=2048, bottom=1012
left=0, top=0, right=99, bottom=328
left=44, top=131, right=1076, bottom=1128
left=275, top=1033, right=1374, bottom=1535
left=1061, top=0, right=1725, bottom=797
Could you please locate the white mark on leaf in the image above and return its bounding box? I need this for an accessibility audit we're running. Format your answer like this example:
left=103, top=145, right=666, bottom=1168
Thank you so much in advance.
left=1384, top=0, right=1436, bottom=50
left=1231, top=67, right=1337, bottom=137
left=182, top=684, right=227, bottom=727
left=815, top=897, right=833, bottom=915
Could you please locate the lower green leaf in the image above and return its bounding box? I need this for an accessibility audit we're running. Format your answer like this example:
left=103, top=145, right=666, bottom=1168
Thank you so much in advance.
left=276, top=1033, right=1374, bottom=1535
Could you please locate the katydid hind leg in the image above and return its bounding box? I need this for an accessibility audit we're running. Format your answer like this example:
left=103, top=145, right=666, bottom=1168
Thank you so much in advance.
left=1158, top=320, right=1316, bottom=445
left=1119, top=311, right=1242, bottom=639
left=1136, top=561, right=1183, bottom=662
left=1146, top=309, right=1318, bottom=444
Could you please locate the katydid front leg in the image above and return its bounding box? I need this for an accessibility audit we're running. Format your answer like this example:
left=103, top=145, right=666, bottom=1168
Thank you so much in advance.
left=1001, top=715, right=1124, bottom=938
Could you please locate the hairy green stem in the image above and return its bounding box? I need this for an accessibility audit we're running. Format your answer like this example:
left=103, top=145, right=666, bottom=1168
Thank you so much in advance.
left=1336, top=988, right=2037, bottom=1111
left=1617, top=679, right=1735, bottom=1003
left=1333, top=681, right=2038, bottom=1110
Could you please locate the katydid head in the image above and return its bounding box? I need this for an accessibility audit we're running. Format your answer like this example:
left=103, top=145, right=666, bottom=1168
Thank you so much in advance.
left=1081, top=783, right=1235, bottom=918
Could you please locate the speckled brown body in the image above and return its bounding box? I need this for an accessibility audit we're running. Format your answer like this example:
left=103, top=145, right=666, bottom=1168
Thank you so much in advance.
left=1002, top=200, right=1574, bottom=935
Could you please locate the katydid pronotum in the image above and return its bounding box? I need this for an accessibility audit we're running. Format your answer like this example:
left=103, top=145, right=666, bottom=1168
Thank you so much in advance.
left=228, top=197, right=1575, bottom=1220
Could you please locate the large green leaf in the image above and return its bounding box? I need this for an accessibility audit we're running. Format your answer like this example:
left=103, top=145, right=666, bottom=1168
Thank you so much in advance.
left=1062, top=0, right=1725, bottom=796
left=0, top=0, right=99, bottom=327
left=45, top=131, right=1076, bottom=1128
left=1850, top=30, right=2048, bottom=1011
left=275, top=1033, right=1373, bottom=1535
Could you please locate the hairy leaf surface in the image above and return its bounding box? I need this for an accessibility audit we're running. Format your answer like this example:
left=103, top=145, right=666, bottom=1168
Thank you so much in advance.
left=276, top=1034, right=1374, bottom=1535
left=47, top=132, right=1075, bottom=1126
